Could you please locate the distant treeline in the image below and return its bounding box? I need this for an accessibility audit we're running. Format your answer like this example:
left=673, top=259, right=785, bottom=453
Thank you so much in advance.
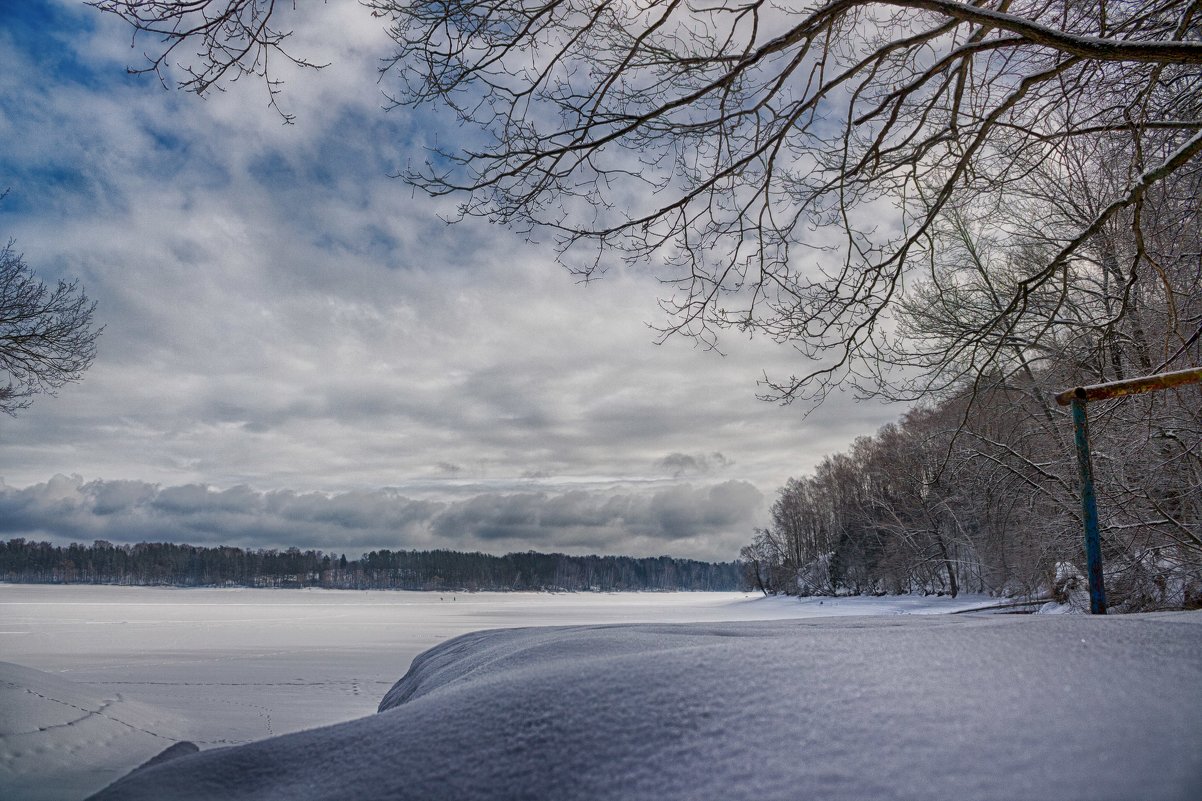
left=0, top=538, right=743, bottom=592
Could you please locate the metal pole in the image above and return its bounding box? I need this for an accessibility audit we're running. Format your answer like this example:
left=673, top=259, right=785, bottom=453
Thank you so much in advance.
left=1056, top=367, right=1199, bottom=614
left=1054, top=366, right=1202, bottom=406
left=1070, top=396, right=1107, bottom=614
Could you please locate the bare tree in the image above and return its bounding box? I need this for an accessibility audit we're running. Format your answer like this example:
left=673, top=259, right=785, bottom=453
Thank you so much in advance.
left=92, top=1, right=1201, bottom=405
left=0, top=240, right=101, bottom=415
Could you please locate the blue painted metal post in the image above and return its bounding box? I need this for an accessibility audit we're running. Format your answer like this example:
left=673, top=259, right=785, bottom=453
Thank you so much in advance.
left=1070, top=395, right=1107, bottom=614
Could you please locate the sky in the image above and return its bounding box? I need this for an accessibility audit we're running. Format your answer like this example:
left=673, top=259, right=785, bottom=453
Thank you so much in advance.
left=0, top=0, right=901, bottom=562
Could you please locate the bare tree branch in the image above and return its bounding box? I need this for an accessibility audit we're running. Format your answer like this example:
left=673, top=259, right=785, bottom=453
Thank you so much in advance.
left=0, top=240, right=102, bottom=415
left=91, top=1, right=1202, bottom=404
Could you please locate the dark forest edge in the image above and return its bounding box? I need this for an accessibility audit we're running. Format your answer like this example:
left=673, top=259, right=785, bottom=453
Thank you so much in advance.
left=739, top=376, right=1202, bottom=613
left=0, top=538, right=743, bottom=592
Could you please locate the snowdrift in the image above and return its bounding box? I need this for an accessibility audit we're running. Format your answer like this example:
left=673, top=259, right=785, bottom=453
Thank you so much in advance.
left=88, top=614, right=1202, bottom=800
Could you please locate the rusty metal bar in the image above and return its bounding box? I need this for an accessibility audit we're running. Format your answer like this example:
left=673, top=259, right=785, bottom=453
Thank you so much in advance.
left=1070, top=398, right=1107, bottom=615
left=1054, top=366, right=1202, bottom=406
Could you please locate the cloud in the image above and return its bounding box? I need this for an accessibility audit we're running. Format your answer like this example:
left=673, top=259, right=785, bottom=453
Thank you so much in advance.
left=0, top=477, right=760, bottom=561
left=656, top=452, right=733, bottom=478
left=0, top=2, right=907, bottom=562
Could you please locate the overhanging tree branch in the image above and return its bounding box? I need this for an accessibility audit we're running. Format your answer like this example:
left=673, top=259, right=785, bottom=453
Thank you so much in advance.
left=92, top=0, right=1202, bottom=405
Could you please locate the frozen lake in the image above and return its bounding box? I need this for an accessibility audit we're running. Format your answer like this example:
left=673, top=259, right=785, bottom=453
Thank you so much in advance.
left=2, top=586, right=795, bottom=741
left=0, top=584, right=1003, bottom=799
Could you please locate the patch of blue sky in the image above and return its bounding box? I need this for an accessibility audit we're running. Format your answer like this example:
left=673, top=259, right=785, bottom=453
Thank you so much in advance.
left=135, top=125, right=231, bottom=191
left=0, top=0, right=126, bottom=94
left=0, top=164, right=93, bottom=213
left=13, top=5, right=226, bottom=185
left=0, top=188, right=32, bottom=217
left=310, top=224, right=402, bottom=265
left=246, top=150, right=301, bottom=187
left=1, top=5, right=116, bottom=213
left=361, top=224, right=404, bottom=265
left=245, top=108, right=395, bottom=190
left=313, top=109, right=411, bottom=180
left=0, top=96, right=129, bottom=222
left=139, top=113, right=194, bottom=160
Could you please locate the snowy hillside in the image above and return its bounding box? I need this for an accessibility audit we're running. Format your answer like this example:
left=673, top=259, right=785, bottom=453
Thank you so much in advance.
left=88, top=613, right=1202, bottom=801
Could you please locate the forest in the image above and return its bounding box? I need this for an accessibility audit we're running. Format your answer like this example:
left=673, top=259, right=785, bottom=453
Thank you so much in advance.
left=0, top=538, right=741, bottom=592
left=742, top=327, right=1202, bottom=611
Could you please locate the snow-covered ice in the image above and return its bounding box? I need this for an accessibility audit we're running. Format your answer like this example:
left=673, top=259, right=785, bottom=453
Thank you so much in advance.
left=1, top=586, right=806, bottom=744
left=4, top=585, right=1198, bottom=800
left=0, top=660, right=196, bottom=800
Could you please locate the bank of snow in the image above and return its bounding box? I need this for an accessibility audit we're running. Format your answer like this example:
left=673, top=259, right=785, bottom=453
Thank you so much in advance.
left=89, top=612, right=1202, bottom=801
left=0, top=587, right=1005, bottom=800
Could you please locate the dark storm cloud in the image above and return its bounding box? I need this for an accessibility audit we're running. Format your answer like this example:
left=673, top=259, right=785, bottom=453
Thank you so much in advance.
left=430, top=481, right=761, bottom=546
left=0, top=477, right=762, bottom=560
left=0, top=477, right=441, bottom=552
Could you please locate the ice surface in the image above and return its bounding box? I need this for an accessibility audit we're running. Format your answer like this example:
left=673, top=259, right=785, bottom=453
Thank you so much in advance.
left=87, top=612, right=1202, bottom=801
left=0, top=586, right=804, bottom=745
left=0, top=661, right=193, bottom=801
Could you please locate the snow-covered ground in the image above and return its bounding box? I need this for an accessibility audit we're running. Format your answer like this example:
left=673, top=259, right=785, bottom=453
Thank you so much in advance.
left=3, top=586, right=1198, bottom=800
